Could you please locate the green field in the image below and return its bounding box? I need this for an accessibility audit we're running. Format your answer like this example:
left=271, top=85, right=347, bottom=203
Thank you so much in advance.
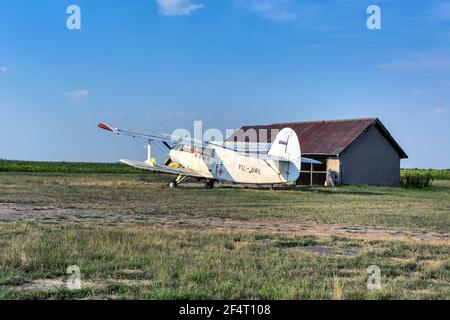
left=2, top=160, right=449, bottom=180
left=401, top=168, right=450, bottom=181
left=0, top=162, right=449, bottom=299
left=0, top=159, right=143, bottom=174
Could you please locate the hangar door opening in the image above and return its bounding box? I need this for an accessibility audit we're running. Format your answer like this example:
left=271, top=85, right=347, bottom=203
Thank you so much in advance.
left=297, top=158, right=340, bottom=186
left=297, top=159, right=327, bottom=186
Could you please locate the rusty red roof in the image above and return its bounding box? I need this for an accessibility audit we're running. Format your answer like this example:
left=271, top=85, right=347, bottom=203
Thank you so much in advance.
left=229, top=118, right=408, bottom=158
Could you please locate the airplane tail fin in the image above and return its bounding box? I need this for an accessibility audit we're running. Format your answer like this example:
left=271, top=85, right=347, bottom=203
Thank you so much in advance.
left=268, top=128, right=301, bottom=183
left=268, top=128, right=301, bottom=161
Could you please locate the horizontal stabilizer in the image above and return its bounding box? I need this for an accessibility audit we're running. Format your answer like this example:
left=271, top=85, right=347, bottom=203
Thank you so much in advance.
left=301, top=157, right=322, bottom=165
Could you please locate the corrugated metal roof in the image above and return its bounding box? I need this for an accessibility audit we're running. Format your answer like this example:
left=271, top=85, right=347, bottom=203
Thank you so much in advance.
left=228, top=118, right=408, bottom=158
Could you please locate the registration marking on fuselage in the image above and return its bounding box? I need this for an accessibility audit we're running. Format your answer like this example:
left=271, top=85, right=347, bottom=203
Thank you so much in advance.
left=238, top=164, right=261, bottom=175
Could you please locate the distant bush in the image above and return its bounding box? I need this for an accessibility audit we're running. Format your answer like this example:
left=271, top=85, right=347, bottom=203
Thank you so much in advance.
left=0, top=160, right=144, bottom=174
left=401, top=169, right=450, bottom=181
left=400, top=172, right=433, bottom=188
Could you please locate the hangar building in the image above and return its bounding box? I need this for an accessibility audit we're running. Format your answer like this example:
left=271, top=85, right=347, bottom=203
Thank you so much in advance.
left=228, top=118, right=408, bottom=186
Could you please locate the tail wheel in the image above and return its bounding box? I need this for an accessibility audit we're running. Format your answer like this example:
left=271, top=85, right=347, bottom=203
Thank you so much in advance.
left=169, top=181, right=177, bottom=189
left=203, top=180, right=214, bottom=189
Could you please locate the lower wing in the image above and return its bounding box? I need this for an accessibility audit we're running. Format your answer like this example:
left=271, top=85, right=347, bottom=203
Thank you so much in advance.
left=120, top=159, right=212, bottom=178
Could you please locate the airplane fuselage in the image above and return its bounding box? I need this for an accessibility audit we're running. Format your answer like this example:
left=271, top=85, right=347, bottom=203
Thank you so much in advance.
left=169, top=146, right=300, bottom=184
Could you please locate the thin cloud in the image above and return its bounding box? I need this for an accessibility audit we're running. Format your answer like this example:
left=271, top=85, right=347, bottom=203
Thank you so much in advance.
left=83, top=111, right=123, bottom=120
left=378, top=51, right=450, bottom=70
left=434, top=107, right=445, bottom=115
left=235, top=0, right=363, bottom=31
left=412, top=90, right=423, bottom=96
left=103, top=111, right=124, bottom=119
left=156, top=0, right=204, bottom=16
left=0, top=67, right=8, bottom=76
left=165, top=111, right=188, bottom=118
left=146, top=110, right=196, bottom=119
left=64, top=89, right=89, bottom=102
left=236, top=0, right=297, bottom=22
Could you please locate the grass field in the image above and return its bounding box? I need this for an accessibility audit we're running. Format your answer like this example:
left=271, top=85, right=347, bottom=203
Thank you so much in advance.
left=2, top=160, right=449, bottom=180
left=0, top=169, right=449, bottom=299
left=0, top=159, right=143, bottom=174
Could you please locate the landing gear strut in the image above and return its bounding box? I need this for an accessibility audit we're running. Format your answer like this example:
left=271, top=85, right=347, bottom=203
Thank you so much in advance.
left=169, top=175, right=189, bottom=188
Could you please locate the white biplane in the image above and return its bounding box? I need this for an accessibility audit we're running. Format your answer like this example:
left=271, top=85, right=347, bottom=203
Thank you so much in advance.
left=98, top=122, right=320, bottom=189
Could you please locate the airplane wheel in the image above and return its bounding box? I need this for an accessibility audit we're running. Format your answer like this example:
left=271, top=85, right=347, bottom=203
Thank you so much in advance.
left=203, top=180, right=214, bottom=189
left=169, top=181, right=177, bottom=188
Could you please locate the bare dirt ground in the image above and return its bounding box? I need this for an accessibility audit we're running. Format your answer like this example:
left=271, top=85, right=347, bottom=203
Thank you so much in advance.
left=10, top=274, right=153, bottom=293
left=1, top=203, right=448, bottom=244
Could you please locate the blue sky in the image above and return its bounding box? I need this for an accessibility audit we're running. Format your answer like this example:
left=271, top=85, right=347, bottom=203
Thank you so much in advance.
left=0, top=0, right=449, bottom=168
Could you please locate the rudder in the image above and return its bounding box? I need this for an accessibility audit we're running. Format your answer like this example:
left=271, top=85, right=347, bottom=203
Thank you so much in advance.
left=268, top=128, right=301, bottom=183
left=268, top=128, right=301, bottom=160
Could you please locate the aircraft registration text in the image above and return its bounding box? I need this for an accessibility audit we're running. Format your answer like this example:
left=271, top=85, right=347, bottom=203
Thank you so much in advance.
left=238, top=164, right=261, bottom=175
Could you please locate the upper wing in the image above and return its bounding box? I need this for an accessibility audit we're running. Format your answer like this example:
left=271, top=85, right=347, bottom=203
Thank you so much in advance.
left=246, top=153, right=322, bottom=164
left=247, top=153, right=291, bottom=161
left=222, top=141, right=271, bottom=153
left=120, top=159, right=212, bottom=178
left=98, top=122, right=215, bottom=149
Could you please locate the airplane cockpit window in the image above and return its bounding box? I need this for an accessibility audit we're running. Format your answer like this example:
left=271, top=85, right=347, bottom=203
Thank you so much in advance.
left=182, top=145, right=195, bottom=152
left=173, top=144, right=184, bottom=151
left=202, top=148, right=215, bottom=158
